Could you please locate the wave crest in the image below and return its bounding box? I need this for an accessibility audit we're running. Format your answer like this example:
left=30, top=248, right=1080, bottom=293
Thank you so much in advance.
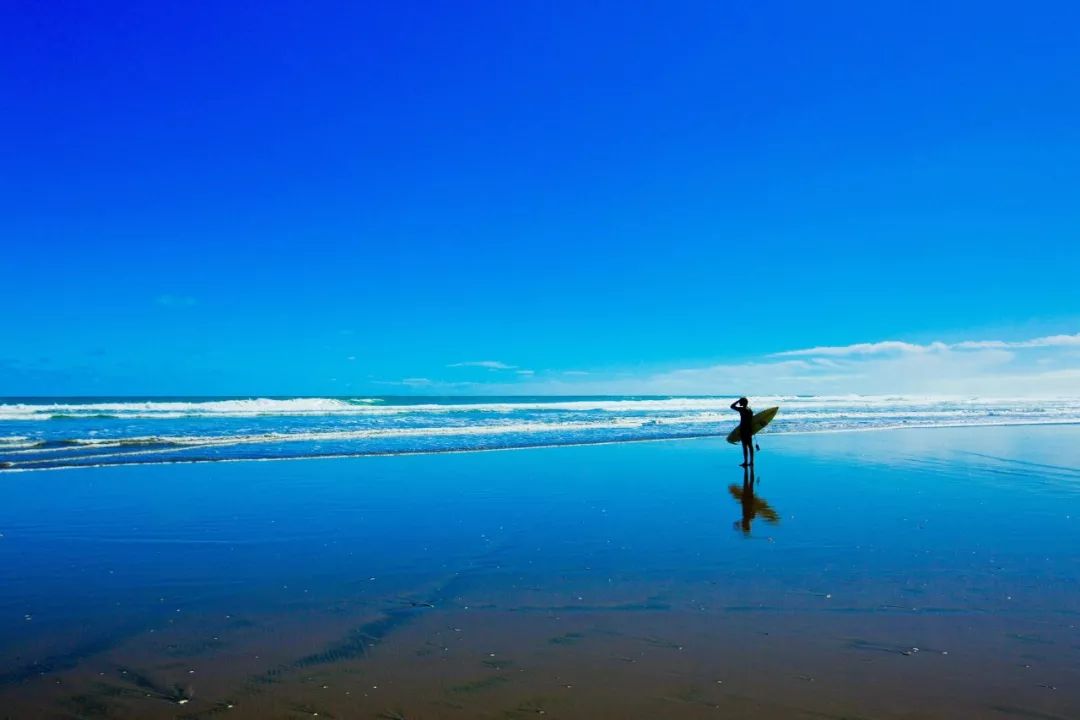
left=4, top=394, right=1079, bottom=421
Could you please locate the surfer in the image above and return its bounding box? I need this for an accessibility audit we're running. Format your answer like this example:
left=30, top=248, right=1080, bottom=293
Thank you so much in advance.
left=730, top=397, right=755, bottom=466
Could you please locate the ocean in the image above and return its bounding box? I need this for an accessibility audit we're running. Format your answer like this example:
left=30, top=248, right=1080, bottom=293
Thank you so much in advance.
left=3, top=394, right=1079, bottom=471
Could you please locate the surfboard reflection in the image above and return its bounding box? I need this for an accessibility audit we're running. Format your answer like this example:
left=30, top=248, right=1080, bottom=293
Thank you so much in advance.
left=728, top=464, right=780, bottom=536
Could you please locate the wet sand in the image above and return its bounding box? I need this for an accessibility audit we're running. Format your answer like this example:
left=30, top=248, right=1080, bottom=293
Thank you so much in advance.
left=1, top=426, right=1078, bottom=718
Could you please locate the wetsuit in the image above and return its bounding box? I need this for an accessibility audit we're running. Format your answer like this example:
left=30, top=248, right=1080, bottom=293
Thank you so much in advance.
left=737, top=406, right=754, bottom=445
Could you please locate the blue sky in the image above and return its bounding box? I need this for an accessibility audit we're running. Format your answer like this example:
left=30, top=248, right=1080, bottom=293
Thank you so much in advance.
left=3, top=2, right=1079, bottom=395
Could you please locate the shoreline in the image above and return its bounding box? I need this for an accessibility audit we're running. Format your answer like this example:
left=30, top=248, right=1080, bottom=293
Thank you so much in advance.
left=2, top=418, right=1079, bottom=474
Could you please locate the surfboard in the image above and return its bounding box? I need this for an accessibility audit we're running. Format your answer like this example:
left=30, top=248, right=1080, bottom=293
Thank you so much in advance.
left=726, top=406, right=779, bottom=444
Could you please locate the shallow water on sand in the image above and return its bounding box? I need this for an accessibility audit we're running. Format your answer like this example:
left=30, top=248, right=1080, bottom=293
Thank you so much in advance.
left=0, top=425, right=1078, bottom=718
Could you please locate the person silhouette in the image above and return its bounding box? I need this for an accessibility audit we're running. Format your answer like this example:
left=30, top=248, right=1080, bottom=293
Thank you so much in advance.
left=730, top=396, right=755, bottom=466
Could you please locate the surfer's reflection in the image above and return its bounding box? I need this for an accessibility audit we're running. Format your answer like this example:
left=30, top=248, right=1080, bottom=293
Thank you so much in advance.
left=728, top=464, right=779, bottom=536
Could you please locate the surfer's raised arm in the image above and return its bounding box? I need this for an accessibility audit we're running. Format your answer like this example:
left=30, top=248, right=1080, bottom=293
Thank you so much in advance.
left=730, top=399, right=740, bottom=411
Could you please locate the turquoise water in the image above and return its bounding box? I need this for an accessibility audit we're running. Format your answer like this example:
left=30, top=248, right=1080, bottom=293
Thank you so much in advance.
left=0, top=424, right=1077, bottom=718
left=3, top=395, right=1080, bottom=471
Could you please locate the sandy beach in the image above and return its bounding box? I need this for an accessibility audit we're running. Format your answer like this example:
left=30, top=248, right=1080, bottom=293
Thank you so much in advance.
left=1, top=424, right=1077, bottom=718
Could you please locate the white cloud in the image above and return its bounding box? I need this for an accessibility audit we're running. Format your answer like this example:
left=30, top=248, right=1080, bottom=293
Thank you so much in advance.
left=448, top=360, right=517, bottom=370
left=373, top=377, right=478, bottom=390
left=776, top=333, right=1080, bottom=357
left=952, top=334, right=1080, bottom=350
left=456, top=330, right=1080, bottom=397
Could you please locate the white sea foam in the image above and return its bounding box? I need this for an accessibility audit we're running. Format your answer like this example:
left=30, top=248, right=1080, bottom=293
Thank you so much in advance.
left=7, top=411, right=1080, bottom=466
left=5, top=418, right=701, bottom=465
left=5, top=417, right=1080, bottom=473
left=0, top=397, right=361, bottom=419
left=0, top=435, right=33, bottom=450
left=6, top=417, right=688, bottom=454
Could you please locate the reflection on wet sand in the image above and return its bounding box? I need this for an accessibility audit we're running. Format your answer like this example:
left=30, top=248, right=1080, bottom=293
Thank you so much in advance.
left=728, top=464, right=780, bottom=536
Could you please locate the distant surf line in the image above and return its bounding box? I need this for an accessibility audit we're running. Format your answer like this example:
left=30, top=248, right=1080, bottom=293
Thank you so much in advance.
left=3, top=395, right=1077, bottom=420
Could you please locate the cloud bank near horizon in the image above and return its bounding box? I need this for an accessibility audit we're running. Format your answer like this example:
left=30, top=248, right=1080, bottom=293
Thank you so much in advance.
left=773, top=333, right=1080, bottom=358
left=447, top=360, right=518, bottom=370
left=391, top=332, right=1080, bottom=397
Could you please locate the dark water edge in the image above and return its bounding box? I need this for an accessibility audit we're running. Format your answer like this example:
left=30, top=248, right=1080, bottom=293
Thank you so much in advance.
left=0, top=425, right=1078, bottom=719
